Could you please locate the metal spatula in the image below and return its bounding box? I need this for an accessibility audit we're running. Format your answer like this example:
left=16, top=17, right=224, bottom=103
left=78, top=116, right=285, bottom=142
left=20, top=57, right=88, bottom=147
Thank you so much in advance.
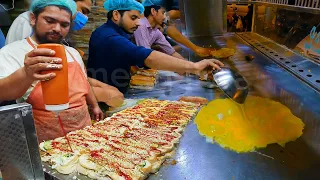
left=212, top=68, right=249, bottom=104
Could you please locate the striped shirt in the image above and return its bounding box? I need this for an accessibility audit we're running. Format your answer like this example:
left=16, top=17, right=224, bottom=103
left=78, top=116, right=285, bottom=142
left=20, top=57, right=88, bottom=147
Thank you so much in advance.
left=134, top=17, right=175, bottom=55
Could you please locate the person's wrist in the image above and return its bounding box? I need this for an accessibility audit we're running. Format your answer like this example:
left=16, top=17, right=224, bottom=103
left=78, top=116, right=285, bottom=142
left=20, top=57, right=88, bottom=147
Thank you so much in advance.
left=21, top=67, right=34, bottom=83
left=184, top=61, right=197, bottom=75
left=191, top=45, right=199, bottom=51
left=91, top=101, right=100, bottom=109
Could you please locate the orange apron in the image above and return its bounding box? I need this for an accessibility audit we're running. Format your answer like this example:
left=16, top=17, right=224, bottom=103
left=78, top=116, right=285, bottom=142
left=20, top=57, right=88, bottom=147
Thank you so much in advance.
left=26, top=38, right=91, bottom=142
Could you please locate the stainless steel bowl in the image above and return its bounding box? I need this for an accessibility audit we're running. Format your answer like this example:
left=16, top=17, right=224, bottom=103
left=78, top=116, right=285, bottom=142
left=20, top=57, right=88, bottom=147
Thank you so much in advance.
left=212, top=68, right=249, bottom=104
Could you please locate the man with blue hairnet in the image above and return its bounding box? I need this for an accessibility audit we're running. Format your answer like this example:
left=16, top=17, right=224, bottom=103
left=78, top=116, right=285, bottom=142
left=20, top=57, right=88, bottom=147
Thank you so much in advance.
left=137, top=0, right=214, bottom=57
left=0, top=0, right=103, bottom=142
left=133, top=0, right=184, bottom=59
left=5, top=0, right=91, bottom=45
left=87, top=0, right=224, bottom=94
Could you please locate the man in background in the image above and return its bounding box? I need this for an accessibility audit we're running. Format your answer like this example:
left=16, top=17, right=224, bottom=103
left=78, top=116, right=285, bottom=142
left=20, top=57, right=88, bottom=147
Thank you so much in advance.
left=139, top=0, right=214, bottom=57
left=134, top=0, right=184, bottom=59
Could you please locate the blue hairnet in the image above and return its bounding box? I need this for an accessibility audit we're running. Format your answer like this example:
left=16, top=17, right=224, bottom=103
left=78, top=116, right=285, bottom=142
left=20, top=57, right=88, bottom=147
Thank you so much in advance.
left=142, top=0, right=165, bottom=7
left=67, top=0, right=77, bottom=16
left=30, top=0, right=77, bottom=16
left=103, top=0, right=145, bottom=14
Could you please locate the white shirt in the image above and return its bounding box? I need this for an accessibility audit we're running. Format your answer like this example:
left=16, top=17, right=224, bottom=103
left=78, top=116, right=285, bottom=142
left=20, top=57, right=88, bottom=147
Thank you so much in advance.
left=0, top=38, right=86, bottom=103
left=5, top=11, right=33, bottom=45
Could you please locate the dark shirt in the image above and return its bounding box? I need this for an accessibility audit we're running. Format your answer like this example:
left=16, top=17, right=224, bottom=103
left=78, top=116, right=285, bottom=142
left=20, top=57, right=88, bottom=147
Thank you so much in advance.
left=87, top=20, right=152, bottom=93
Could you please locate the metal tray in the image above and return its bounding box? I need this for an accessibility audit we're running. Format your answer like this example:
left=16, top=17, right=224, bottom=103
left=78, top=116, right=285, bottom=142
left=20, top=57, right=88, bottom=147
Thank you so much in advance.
left=45, top=33, right=320, bottom=180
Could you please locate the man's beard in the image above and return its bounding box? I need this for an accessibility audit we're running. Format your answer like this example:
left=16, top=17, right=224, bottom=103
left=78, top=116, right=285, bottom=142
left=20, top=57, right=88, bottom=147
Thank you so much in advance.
left=34, top=27, right=64, bottom=44
left=119, top=18, right=138, bottom=34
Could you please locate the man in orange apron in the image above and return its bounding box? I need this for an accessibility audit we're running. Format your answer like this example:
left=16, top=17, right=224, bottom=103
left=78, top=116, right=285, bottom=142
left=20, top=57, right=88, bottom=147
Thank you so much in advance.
left=5, top=0, right=125, bottom=108
left=0, top=0, right=103, bottom=142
